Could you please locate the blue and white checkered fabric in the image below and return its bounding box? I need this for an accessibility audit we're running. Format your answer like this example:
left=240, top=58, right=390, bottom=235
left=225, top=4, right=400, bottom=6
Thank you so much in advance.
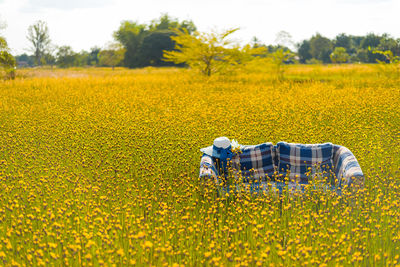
left=199, top=141, right=364, bottom=191
left=276, top=142, right=334, bottom=182
left=333, top=145, right=364, bottom=186
left=199, top=154, right=218, bottom=181
left=231, top=143, right=275, bottom=182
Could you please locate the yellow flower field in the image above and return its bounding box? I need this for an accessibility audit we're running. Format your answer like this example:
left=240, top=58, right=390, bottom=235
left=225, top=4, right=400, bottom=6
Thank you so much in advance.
left=0, top=65, right=399, bottom=266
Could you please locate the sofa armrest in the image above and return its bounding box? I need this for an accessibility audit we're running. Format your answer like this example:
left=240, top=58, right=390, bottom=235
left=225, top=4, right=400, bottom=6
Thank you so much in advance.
left=333, top=145, right=364, bottom=187
left=199, top=154, right=219, bottom=182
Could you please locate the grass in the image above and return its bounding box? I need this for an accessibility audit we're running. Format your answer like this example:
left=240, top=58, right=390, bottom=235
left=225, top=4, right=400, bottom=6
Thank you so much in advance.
left=0, top=64, right=399, bottom=266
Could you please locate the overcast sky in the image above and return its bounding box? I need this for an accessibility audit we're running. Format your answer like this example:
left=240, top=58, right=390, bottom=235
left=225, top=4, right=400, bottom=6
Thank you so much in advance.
left=1, top=0, right=399, bottom=55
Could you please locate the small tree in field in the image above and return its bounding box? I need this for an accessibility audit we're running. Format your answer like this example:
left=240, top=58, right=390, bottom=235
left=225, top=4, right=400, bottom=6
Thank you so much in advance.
left=0, top=20, right=16, bottom=79
left=98, top=43, right=125, bottom=70
left=163, top=28, right=264, bottom=76
left=0, top=37, right=16, bottom=79
left=27, top=20, right=51, bottom=66
left=330, top=47, right=349, bottom=64
left=270, top=48, right=295, bottom=80
left=372, top=49, right=400, bottom=78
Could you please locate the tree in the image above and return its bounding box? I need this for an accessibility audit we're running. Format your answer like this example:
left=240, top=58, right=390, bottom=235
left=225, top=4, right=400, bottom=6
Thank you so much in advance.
left=309, top=33, right=333, bottom=63
left=15, top=54, right=35, bottom=67
left=88, top=47, right=101, bottom=66
left=114, top=21, right=147, bottom=68
left=372, top=49, right=400, bottom=78
left=0, top=20, right=16, bottom=79
left=139, top=30, right=177, bottom=66
left=114, top=15, right=197, bottom=68
left=377, top=34, right=399, bottom=59
left=43, top=53, right=56, bottom=68
left=360, top=33, right=381, bottom=49
left=149, top=14, right=196, bottom=34
left=355, top=49, right=369, bottom=63
left=269, top=48, right=296, bottom=80
left=163, top=28, right=264, bottom=76
left=98, top=43, right=125, bottom=69
left=74, top=50, right=90, bottom=67
left=0, top=36, right=16, bottom=79
left=330, top=47, right=349, bottom=64
left=297, top=40, right=312, bottom=63
left=359, top=33, right=384, bottom=63
left=56, top=46, right=76, bottom=68
left=334, top=34, right=352, bottom=50
left=27, top=20, right=51, bottom=66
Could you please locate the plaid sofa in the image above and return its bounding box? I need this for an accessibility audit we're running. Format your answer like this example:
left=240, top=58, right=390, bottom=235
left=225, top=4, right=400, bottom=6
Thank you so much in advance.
left=199, top=141, right=364, bottom=192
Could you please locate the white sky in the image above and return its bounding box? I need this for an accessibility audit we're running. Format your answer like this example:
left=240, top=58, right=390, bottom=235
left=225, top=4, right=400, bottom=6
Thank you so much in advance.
left=1, top=0, right=399, bottom=55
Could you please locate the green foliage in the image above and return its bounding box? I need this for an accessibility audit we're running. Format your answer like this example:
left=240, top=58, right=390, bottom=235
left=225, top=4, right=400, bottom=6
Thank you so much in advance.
left=88, top=47, right=101, bottom=66
left=305, top=58, right=323, bottom=64
left=98, top=43, right=125, bottom=69
left=15, top=54, right=35, bottom=68
left=297, top=32, right=400, bottom=64
left=269, top=48, right=296, bottom=80
left=372, top=49, right=400, bottom=78
left=149, top=14, right=196, bottom=34
left=139, top=30, right=177, bottom=66
left=163, top=28, right=265, bottom=76
left=310, top=33, right=333, bottom=63
left=297, top=40, right=312, bottom=64
left=43, top=53, right=56, bottom=67
left=330, top=47, right=349, bottom=64
left=113, top=21, right=147, bottom=68
left=0, top=36, right=16, bottom=79
left=114, top=14, right=196, bottom=68
left=355, top=49, right=369, bottom=63
left=56, top=46, right=76, bottom=68
left=27, top=20, right=51, bottom=66
left=335, top=33, right=352, bottom=52
left=73, top=51, right=90, bottom=67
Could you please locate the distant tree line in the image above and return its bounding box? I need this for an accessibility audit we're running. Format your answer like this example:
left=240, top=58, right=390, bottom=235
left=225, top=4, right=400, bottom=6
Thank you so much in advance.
left=14, top=15, right=196, bottom=69
left=6, top=15, right=400, bottom=70
left=296, top=33, right=400, bottom=64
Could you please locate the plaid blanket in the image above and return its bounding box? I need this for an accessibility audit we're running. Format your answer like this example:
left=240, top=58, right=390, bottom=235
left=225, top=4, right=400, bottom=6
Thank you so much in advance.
left=333, top=145, right=364, bottom=186
left=276, top=142, right=334, bottom=183
left=199, top=141, right=364, bottom=190
left=231, top=143, right=275, bottom=182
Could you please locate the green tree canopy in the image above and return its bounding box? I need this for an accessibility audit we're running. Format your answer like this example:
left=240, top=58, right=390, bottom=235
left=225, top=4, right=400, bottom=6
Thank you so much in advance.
left=56, top=46, right=76, bottom=68
left=88, top=47, right=101, bottom=66
left=309, top=33, right=333, bottom=63
left=297, top=40, right=312, bottom=64
left=269, top=48, right=296, bottom=80
left=163, top=28, right=265, bottom=76
left=0, top=36, right=16, bottom=78
left=335, top=33, right=351, bottom=50
left=114, top=14, right=197, bottom=68
left=149, top=14, right=196, bottom=34
left=98, top=43, right=125, bottom=69
left=113, top=21, right=147, bottom=68
left=330, top=47, right=349, bottom=64
left=0, top=19, right=16, bottom=78
left=139, top=30, right=177, bottom=66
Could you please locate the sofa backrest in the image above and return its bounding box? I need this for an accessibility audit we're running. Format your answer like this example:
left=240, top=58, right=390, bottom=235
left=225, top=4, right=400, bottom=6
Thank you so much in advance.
left=227, top=142, right=336, bottom=183
left=275, top=142, right=334, bottom=182
left=230, top=142, right=275, bottom=181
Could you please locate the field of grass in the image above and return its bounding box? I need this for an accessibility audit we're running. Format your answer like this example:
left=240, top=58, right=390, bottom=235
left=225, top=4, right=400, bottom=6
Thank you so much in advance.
left=0, top=65, right=399, bottom=266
